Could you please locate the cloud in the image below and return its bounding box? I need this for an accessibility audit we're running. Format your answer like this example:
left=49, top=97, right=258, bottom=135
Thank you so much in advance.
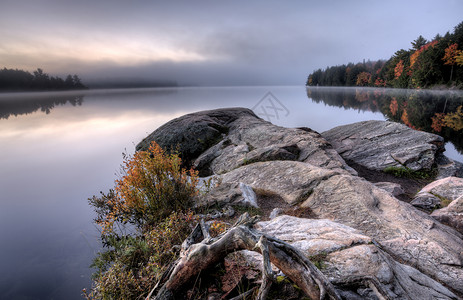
left=1, top=0, right=463, bottom=86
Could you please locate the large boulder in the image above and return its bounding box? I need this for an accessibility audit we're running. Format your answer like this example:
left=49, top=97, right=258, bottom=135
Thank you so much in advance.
left=322, top=120, right=445, bottom=172
left=140, top=109, right=463, bottom=295
left=138, top=107, right=355, bottom=176
left=255, top=215, right=458, bottom=299
left=202, top=161, right=463, bottom=293
left=136, top=108, right=253, bottom=167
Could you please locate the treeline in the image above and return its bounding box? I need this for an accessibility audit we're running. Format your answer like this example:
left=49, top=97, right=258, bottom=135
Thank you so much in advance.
left=0, top=68, right=87, bottom=91
left=307, top=21, right=463, bottom=89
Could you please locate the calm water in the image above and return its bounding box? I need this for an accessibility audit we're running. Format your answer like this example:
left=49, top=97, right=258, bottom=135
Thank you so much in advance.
left=0, top=86, right=461, bottom=299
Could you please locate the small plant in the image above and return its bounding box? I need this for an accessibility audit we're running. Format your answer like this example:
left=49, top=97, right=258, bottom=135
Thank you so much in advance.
left=86, top=141, right=200, bottom=299
left=86, top=211, right=197, bottom=299
left=91, top=141, right=199, bottom=235
left=383, top=165, right=435, bottom=179
left=430, top=192, right=452, bottom=208
left=308, top=252, right=328, bottom=270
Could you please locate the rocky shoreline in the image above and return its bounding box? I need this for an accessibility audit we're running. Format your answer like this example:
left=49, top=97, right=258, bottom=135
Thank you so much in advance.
left=139, top=107, right=463, bottom=299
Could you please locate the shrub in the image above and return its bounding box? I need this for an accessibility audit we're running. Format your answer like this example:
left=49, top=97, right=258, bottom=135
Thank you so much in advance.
left=90, top=141, right=199, bottom=235
left=86, top=211, right=197, bottom=300
left=86, top=141, right=200, bottom=299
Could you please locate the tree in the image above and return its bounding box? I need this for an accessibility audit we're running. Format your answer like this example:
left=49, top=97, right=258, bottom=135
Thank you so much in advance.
left=409, top=40, right=440, bottom=88
left=0, top=67, right=87, bottom=91
left=411, top=35, right=427, bottom=50
left=456, top=51, right=463, bottom=66
left=442, top=43, right=460, bottom=81
left=355, top=71, right=371, bottom=86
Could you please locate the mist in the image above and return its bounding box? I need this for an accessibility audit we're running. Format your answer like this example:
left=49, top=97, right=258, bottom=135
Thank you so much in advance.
left=1, top=0, right=463, bottom=86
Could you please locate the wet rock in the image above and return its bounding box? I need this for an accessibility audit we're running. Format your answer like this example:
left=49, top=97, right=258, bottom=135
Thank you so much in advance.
left=322, top=120, right=445, bottom=172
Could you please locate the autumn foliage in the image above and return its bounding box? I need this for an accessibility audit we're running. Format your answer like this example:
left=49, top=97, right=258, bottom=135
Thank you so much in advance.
left=356, top=71, right=371, bottom=86
left=86, top=141, right=203, bottom=299
left=394, top=60, right=404, bottom=79
left=307, top=21, right=463, bottom=89
left=443, top=43, right=460, bottom=66
left=90, top=141, right=199, bottom=234
left=389, top=98, right=399, bottom=116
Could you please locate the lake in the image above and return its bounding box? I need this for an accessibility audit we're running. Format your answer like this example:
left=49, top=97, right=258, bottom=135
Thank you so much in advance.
left=0, top=86, right=462, bottom=299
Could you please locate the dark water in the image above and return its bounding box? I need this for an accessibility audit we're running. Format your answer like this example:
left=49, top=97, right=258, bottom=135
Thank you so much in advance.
left=0, top=86, right=461, bottom=299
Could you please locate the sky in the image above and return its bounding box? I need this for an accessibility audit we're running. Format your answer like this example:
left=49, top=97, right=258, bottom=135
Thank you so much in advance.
left=1, top=0, right=462, bottom=86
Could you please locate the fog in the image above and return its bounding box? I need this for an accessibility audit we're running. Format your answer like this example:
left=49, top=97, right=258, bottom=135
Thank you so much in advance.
left=1, top=0, right=463, bottom=86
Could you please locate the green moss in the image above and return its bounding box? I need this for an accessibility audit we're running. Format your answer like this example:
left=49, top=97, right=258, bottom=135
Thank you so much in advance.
left=383, top=166, right=436, bottom=179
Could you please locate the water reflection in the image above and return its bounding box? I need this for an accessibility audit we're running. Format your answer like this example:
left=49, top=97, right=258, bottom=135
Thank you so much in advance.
left=307, top=87, right=463, bottom=154
left=0, top=86, right=459, bottom=299
left=0, top=92, right=84, bottom=119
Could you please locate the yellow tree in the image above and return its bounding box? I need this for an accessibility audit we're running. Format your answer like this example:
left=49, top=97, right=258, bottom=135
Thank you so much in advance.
left=456, top=51, right=463, bottom=66
left=442, top=43, right=460, bottom=81
left=443, top=106, right=463, bottom=131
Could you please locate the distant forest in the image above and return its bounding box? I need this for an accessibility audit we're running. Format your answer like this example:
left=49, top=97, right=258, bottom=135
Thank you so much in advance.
left=0, top=68, right=87, bottom=91
left=306, top=21, right=463, bottom=89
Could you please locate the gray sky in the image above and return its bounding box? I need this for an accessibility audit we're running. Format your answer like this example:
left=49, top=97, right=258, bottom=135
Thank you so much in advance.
left=1, top=0, right=462, bottom=86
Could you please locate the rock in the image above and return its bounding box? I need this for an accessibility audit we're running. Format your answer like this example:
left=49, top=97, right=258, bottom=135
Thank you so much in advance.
left=411, top=176, right=463, bottom=210
left=141, top=110, right=463, bottom=295
left=410, top=192, right=442, bottom=210
left=254, top=215, right=458, bottom=299
left=202, top=160, right=463, bottom=293
left=238, top=182, right=258, bottom=208
left=436, top=153, right=463, bottom=179
left=300, top=174, right=463, bottom=294
left=417, top=176, right=463, bottom=203
left=138, top=107, right=356, bottom=176
left=269, top=208, right=284, bottom=219
left=206, top=161, right=340, bottom=206
left=431, top=195, right=463, bottom=234
left=373, top=182, right=404, bottom=197
left=322, top=120, right=445, bottom=172
left=257, top=215, right=372, bottom=255
left=136, top=108, right=255, bottom=167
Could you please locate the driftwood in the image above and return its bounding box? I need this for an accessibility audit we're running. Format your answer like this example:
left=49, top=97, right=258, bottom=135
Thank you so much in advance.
left=147, top=213, right=341, bottom=300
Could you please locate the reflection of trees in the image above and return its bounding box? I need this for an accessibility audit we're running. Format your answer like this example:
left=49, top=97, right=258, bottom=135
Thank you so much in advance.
left=0, top=94, right=84, bottom=119
left=306, top=87, right=463, bottom=154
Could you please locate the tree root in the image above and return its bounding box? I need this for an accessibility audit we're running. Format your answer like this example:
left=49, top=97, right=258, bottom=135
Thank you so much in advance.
left=147, top=213, right=341, bottom=300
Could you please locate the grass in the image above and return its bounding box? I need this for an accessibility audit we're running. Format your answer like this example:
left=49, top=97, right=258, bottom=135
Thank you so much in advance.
left=430, top=192, right=452, bottom=208
left=383, top=165, right=436, bottom=179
